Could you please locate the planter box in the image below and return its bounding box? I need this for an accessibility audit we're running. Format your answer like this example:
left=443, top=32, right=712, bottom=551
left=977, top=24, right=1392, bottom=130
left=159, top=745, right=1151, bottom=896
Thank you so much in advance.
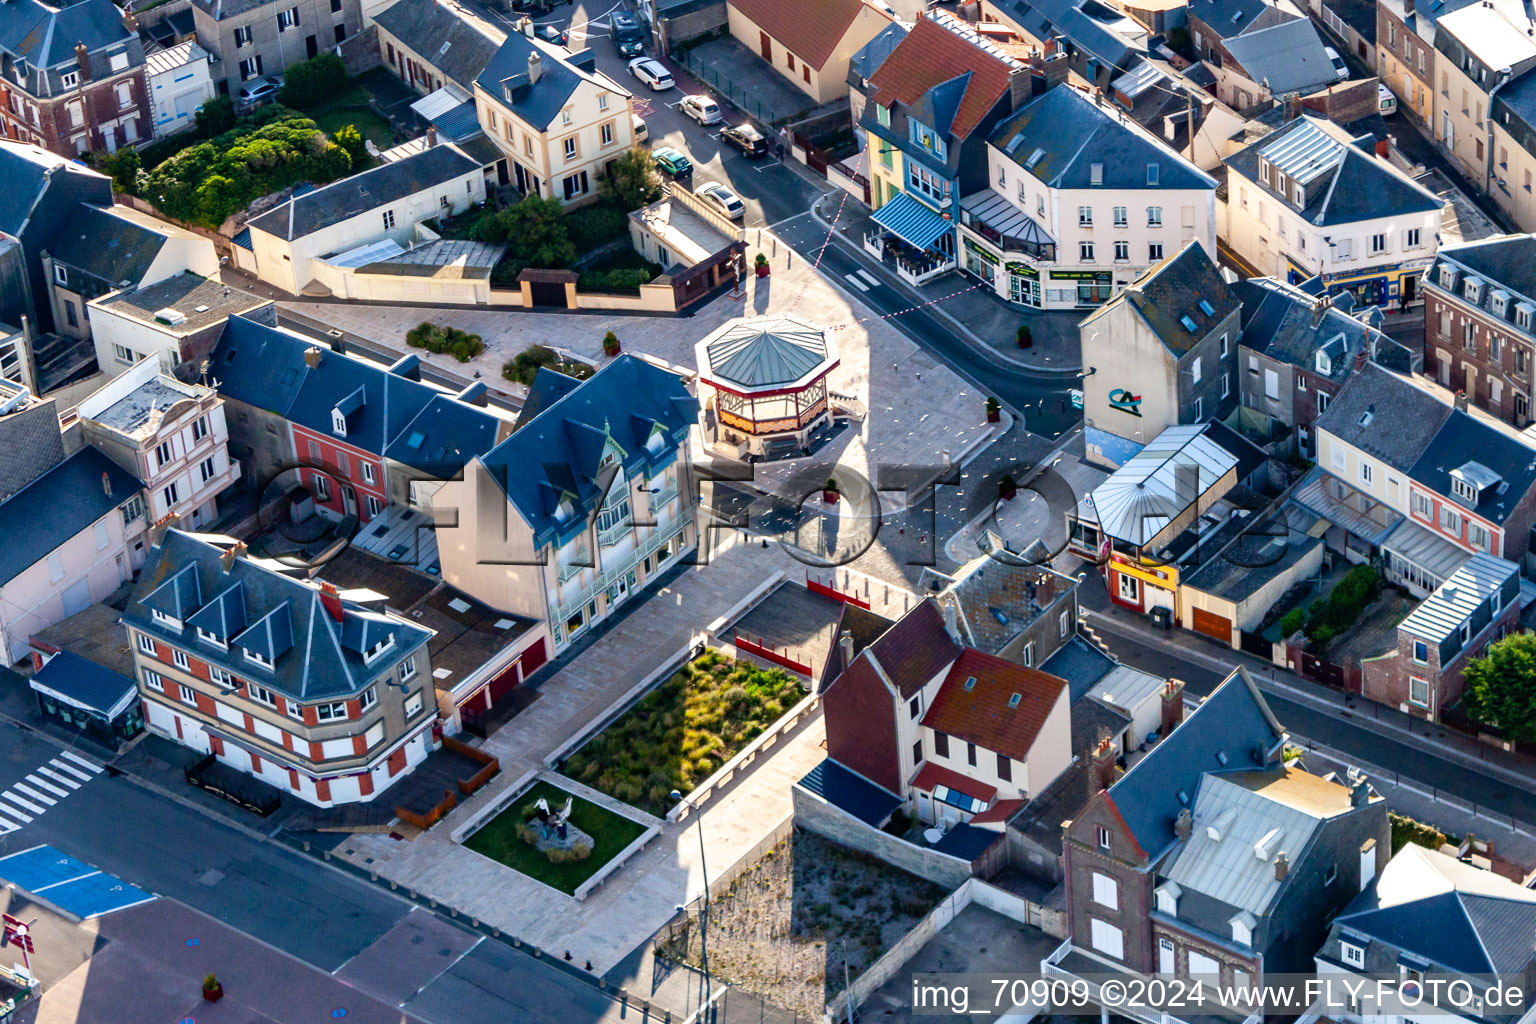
left=203, top=986, right=223, bottom=1003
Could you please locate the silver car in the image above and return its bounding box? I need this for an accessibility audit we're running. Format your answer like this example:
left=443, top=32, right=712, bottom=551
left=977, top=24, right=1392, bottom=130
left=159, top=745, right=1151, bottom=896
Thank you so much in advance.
left=697, top=181, right=744, bottom=220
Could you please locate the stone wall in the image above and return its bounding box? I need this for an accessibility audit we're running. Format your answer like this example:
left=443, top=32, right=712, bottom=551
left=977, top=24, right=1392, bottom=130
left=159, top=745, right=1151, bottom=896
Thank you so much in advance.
left=792, top=782, right=973, bottom=890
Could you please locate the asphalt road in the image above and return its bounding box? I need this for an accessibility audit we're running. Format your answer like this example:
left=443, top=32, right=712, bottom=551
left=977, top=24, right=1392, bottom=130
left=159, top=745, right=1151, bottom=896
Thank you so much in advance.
left=0, top=724, right=632, bottom=1024
left=1090, top=620, right=1536, bottom=827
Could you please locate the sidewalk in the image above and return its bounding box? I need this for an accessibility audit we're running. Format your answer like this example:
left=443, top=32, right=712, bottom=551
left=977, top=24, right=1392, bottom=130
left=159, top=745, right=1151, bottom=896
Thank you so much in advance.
left=1081, top=602, right=1536, bottom=794
left=810, top=190, right=1085, bottom=373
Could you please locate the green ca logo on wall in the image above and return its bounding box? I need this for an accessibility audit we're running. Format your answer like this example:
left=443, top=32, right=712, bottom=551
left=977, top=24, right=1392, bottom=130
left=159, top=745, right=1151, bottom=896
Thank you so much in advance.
left=1108, top=389, right=1142, bottom=416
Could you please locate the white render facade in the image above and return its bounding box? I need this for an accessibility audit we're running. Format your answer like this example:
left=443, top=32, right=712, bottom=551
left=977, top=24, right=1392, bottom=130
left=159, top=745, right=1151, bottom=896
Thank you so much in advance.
left=75, top=360, right=240, bottom=555
left=958, top=90, right=1217, bottom=310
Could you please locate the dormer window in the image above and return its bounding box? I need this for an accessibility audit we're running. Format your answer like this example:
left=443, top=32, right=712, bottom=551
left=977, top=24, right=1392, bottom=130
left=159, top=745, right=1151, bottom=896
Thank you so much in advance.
left=331, top=408, right=347, bottom=436
left=1492, top=290, right=1510, bottom=317
left=647, top=430, right=666, bottom=455
left=151, top=610, right=182, bottom=629
left=1518, top=303, right=1534, bottom=330
left=1452, top=477, right=1478, bottom=502
left=196, top=627, right=227, bottom=650
left=1317, top=350, right=1333, bottom=375
left=1231, top=914, right=1253, bottom=947
left=363, top=633, right=396, bottom=664
left=244, top=648, right=272, bottom=669
left=1465, top=278, right=1484, bottom=303
left=1155, top=884, right=1179, bottom=914
left=1341, top=941, right=1365, bottom=968
left=1439, top=265, right=1457, bottom=289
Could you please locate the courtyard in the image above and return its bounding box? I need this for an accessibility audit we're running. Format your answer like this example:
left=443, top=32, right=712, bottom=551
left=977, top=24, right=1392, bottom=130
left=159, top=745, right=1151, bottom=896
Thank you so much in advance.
left=462, top=779, right=647, bottom=895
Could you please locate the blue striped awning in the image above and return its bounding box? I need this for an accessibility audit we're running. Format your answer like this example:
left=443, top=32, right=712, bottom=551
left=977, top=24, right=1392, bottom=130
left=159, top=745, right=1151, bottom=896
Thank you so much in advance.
left=871, top=192, right=951, bottom=251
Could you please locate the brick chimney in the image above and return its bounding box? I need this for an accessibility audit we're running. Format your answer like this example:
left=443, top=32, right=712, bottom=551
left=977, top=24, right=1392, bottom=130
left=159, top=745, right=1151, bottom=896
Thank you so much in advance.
left=1274, top=851, right=1290, bottom=880
left=318, top=580, right=345, bottom=623
left=1161, top=678, right=1185, bottom=735
left=425, top=125, right=437, bottom=148
left=528, top=51, right=542, bottom=85
left=101, top=471, right=112, bottom=498
left=1092, top=737, right=1117, bottom=792
left=219, top=540, right=248, bottom=573
left=122, top=10, right=138, bottom=34
left=74, top=44, right=90, bottom=83
left=1353, top=350, right=1368, bottom=373
left=1403, top=0, right=1415, bottom=14
left=1175, top=807, right=1193, bottom=841
left=1351, top=775, right=1371, bottom=807
left=304, top=346, right=324, bottom=369
left=149, top=511, right=181, bottom=547
left=1455, top=390, right=1469, bottom=412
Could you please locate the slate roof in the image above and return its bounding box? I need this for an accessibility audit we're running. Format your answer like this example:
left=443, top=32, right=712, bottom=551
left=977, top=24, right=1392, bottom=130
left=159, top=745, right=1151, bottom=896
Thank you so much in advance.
left=1428, top=234, right=1536, bottom=338
left=247, top=145, right=480, bottom=241
left=1221, top=18, right=1336, bottom=95
left=1225, top=116, right=1444, bottom=227
left=1040, top=635, right=1116, bottom=701
left=1093, top=240, right=1235, bottom=355
left=851, top=598, right=964, bottom=699
left=990, top=85, right=1216, bottom=192
left=1409, top=415, right=1536, bottom=526
left=1335, top=844, right=1536, bottom=974
left=125, top=530, right=434, bottom=702
left=848, top=20, right=908, bottom=85
left=373, top=0, right=502, bottom=90
left=210, top=315, right=505, bottom=470
left=699, top=315, right=834, bottom=390
left=1105, top=666, right=1285, bottom=858
left=0, top=0, right=135, bottom=70
left=1235, top=276, right=1407, bottom=380
left=0, top=142, right=108, bottom=238
left=476, top=355, right=696, bottom=549
left=476, top=33, right=622, bottom=131
left=1188, top=0, right=1293, bottom=37
left=729, top=0, right=880, bottom=71
left=867, top=13, right=1020, bottom=141
left=989, top=0, right=1142, bottom=71
left=48, top=206, right=168, bottom=287
left=797, top=757, right=901, bottom=827
left=0, top=446, right=141, bottom=587
left=921, top=648, right=1066, bottom=761
left=31, top=650, right=138, bottom=720
left=1314, top=363, right=1451, bottom=471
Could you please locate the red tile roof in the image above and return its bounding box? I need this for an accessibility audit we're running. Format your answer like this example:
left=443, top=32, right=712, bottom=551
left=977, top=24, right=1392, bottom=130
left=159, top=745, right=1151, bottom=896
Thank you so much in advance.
left=867, top=15, right=1018, bottom=139
left=911, top=762, right=998, bottom=803
left=729, top=0, right=879, bottom=71
left=969, top=798, right=1026, bottom=825
left=922, top=648, right=1066, bottom=761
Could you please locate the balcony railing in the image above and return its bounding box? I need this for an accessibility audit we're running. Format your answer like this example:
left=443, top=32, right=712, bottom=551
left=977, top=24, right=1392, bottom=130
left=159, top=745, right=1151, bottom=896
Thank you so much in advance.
left=551, top=516, right=689, bottom=621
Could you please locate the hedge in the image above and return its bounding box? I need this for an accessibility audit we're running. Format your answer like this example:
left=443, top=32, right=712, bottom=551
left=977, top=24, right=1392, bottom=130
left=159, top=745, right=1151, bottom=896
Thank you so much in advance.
left=502, top=345, right=595, bottom=385
left=405, top=322, right=484, bottom=362
left=577, top=267, right=657, bottom=293
left=1389, top=811, right=1454, bottom=855
left=1304, top=565, right=1381, bottom=646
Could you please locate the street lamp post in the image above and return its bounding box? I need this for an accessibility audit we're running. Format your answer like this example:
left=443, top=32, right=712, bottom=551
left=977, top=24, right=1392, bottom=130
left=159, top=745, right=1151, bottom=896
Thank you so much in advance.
left=672, top=789, right=712, bottom=1024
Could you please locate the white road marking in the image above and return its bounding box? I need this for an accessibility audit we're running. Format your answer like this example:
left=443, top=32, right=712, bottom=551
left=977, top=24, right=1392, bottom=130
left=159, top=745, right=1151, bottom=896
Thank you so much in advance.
left=857, top=269, right=881, bottom=288
left=26, top=775, right=69, bottom=799
left=843, top=273, right=869, bottom=292
left=1, top=793, right=46, bottom=817
left=60, top=751, right=102, bottom=773
left=50, top=759, right=92, bottom=781
left=0, top=799, right=33, bottom=823
left=37, top=767, right=80, bottom=790
left=0, top=817, right=17, bottom=834
left=12, top=784, right=55, bottom=807
left=35, top=870, right=99, bottom=893
left=752, top=158, right=784, bottom=172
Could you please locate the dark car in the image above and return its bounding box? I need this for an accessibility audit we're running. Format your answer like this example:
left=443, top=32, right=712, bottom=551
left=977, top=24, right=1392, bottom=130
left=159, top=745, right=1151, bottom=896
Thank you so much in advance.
left=536, top=21, right=569, bottom=45
left=611, top=10, right=645, bottom=56
left=721, top=122, right=768, bottom=157
left=510, top=0, right=569, bottom=11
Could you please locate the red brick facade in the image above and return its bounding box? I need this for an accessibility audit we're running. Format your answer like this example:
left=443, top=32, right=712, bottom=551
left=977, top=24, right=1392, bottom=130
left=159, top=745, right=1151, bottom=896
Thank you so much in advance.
left=0, top=72, right=151, bottom=159
left=292, top=423, right=388, bottom=524
left=1423, top=288, right=1536, bottom=427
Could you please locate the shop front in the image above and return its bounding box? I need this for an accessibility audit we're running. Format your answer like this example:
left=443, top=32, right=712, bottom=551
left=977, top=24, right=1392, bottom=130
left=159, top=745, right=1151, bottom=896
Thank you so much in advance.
left=957, top=190, right=1056, bottom=308
left=1051, top=269, right=1115, bottom=306
left=1285, top=256, right=1431, bottom=310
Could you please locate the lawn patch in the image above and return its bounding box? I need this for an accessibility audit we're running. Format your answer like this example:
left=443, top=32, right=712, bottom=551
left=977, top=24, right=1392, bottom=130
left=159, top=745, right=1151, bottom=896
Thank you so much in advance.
left=502, top=345, right=595, bottom=385
left=562, top=649, right=805, bottom=816
left=462, top=779, right=646, bottom=895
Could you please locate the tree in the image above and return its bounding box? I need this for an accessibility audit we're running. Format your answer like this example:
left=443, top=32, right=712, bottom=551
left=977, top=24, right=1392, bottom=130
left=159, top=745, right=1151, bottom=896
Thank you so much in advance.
left=100, top=147, right=142, bottom=195
left=1464, top=633, right=1536, bottom=743
left=599, top=146, right=662, bottom=211
left=195, top=96, right=236, bottom=136
left=277, top=54, right=349, bottom=110
left=499, top=195, right=575, bottom=268
left=332, top=124, right=367, bottom=170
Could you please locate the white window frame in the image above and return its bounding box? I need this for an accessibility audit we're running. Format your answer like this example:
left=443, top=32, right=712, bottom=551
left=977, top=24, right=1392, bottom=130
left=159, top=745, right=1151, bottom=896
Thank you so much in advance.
left=1092, top=872, right=1119, bottom=909
left=315, top=700, right=348, bottom=722
left=1341, top=942, right=1365, bottom=968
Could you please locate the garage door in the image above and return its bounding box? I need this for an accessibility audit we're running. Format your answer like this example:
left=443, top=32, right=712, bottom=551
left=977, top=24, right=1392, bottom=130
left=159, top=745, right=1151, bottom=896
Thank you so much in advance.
left=62, top=578, right=92, bottom=618
left=1191, top=607, right=1232, bottom=645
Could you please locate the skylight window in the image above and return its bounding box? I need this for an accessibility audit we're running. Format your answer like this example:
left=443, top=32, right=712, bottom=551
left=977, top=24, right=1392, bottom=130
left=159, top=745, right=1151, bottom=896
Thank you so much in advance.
left=1180, top=315, right=1199, bottom=332
left=407, top=431, right=425, bottom=449
left=1025, top=148, right=1046, bottom=170
left=964, top=676, right=977, bottom=691
left=1147, top=162, right=1161, bottom=185
left=1198, top=299, right=1215, bottom=316
left=1007, top=692, right=1022, bottom=708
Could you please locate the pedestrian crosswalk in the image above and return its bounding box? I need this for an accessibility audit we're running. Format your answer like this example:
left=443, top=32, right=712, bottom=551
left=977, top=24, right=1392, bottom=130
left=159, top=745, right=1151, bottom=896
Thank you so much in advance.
left=0, top=752, right=100, bottom=834
left=842, top=269, right=882, bottom=292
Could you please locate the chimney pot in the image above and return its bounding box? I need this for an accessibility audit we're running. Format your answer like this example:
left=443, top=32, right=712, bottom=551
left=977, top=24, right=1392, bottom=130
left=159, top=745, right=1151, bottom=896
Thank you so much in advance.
left=1093, top=737, right=1118, bottom=791
left=304, top=346, right=323, bottom=369
left=1455, top=390, right=1469, bottom=412
left=1351, top=776, right=1371, bottom=807
left=220, top=540, right=247, bottom=572
left=1274, top=851, right=1290, bottom=880
left=1175, top=807, right=1193, bottom=841
left=101, top=471, right=111, bottom=497
left=426, top=125, right=437, bottom=148
left=318, top=580, right=345, bottom=623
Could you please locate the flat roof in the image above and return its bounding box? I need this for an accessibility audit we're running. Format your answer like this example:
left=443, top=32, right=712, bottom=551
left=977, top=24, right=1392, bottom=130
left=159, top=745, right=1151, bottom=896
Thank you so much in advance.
left=93, top=274, right=270, bottom=335
left=630, top=198, right=734, bottom=268
left=90, top=376, right=208, bottom=438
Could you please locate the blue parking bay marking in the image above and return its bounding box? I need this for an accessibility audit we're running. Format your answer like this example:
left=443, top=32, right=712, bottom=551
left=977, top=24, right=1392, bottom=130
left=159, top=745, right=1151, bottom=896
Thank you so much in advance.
left=0, top=845, right=157, bottom=919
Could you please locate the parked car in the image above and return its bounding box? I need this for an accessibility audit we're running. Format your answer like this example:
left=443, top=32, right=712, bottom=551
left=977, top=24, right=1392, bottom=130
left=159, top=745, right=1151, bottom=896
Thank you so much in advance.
left=611, top=10, right=645, bottom=57
left=1377, top=81, right=1397, bottom=113
left=536, top=21, right=568, bottom=46
left=653, top=147, right=692, bottom=177
left=1325, top=46, right=1348, bottom=80
left=511, top=0, right=570, bottom=11
left=697, top=181, right=744, bottom=220
left=628, top=57, right=674, bottom=91
left=721, top=122, right=767, bottom=157
left=632, top=113, right=649, bottom=142
left=235, top=75, right=280, bottom=111
left=680, top=94, right=722, bottom=126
